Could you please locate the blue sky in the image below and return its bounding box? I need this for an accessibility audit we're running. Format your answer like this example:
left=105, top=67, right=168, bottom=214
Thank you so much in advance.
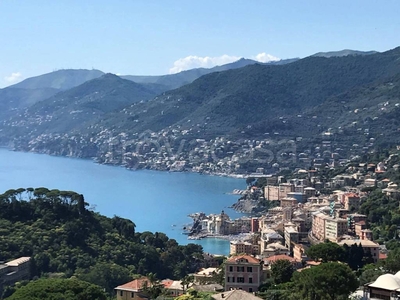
left=1, top=0, right=399, bottom=87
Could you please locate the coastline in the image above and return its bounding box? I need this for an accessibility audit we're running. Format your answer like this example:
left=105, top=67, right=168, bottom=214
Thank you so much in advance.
left=4, top=146, right=250, bottom=179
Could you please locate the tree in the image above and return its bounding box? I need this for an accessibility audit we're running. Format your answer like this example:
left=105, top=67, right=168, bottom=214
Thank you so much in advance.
left=344, top=243, right=364, bottom=270
left=306, top=241, right=346, bottom=263
left=75, top=262, right=131, bottom=295
left=5, top=278, right=107, bottom=300
left=291, top=262, right=358, bottom=300
left=359, top=264, right=385, bottom=285
left=385, top=247, right=400, bottom=272
left=181, top=275, right=194, bottom=293
left=270, top=259, right=294, bottom=284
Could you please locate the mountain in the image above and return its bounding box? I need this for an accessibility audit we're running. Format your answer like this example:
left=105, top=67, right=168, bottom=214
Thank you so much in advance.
left=98, top=47, right=400, bottom=137
left=121, top=58, right=298, bottom=90
left=8, top=69, right=104, bottom=90
left=2, top=47, right=400, bottom=171
left=312, top=49, right=378, bottom=58
left=0, top=69, right=105, bottom=121
left=4, top=74, right=165, bottom=134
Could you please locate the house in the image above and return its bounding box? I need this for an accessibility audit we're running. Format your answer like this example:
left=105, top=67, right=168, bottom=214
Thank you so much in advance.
left=212, top=289, right=263, bottom=300
left=115, top=277, right=151, bottom=300
left=193, top=267, right=220, bottom=284
left=224, top=255, right=262, bottom=293
left=263, top=254, right=302, bottom=270
left=161, top=279, right=188, bottom=297
left=363, top=272, right=400, bottom=299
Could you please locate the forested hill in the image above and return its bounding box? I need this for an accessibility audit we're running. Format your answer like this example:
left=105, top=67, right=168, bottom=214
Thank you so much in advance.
left=95, top=46, right=400, bottom=138
left=2, top=74, right=166, bottom=134
left=0, top=188, right=204, bottom=294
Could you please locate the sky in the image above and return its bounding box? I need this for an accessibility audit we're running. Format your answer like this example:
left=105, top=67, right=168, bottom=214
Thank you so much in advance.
left=1, top=0, right=400, bottom=88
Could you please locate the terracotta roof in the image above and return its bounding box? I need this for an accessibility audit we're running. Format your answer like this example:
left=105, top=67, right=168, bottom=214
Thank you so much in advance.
left=345, top=192, right=359, bottom=198
left=226, top=254, right=260, bottom=264
left=265, top=254, right=297, bottom=263
left=115, top=277, right=150, bottom=292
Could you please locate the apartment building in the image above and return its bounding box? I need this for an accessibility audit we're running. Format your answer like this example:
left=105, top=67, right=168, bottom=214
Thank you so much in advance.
left=312, top=212, right=348, bottom=242
left=224, top=255, right=262, bottom=293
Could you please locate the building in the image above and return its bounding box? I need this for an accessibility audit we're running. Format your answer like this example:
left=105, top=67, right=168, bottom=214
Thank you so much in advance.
left=0, top=257, right=31, bottom=294
left=325, top=217, right=348, bottom=242
left=224, top=255, right=262, bottom=293
left=341, top=193, right=361, bottom=211
left=230, top=241, right=259, bottom=256
left=312, top=212, right=348, bottom=242
left=115, top=277, right=151, bottom=300
left=251, top=218, right=259, bottom=233
left=263, top=254, right=302, bottom=270
left=212, top=289, right=263, bottom=300
left=264, top=183, right=294, bottom=201
left=161, top=279, right=187, bottom=297
left=363, top=272, right=400, bottom=299
left=193, top=268, right=220, bottom=284
left=338, top=239, right=380, bottom=263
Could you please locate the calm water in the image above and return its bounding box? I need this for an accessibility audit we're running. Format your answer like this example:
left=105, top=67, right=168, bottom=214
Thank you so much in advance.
left=0, top=148, right=245, bottom=255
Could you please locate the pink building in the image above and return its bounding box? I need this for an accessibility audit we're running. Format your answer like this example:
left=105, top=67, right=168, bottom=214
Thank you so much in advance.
left=224, top=255, right=262, bottom=293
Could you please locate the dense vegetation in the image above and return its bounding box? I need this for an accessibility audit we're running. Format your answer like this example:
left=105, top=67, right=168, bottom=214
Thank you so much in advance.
left=5, top=278, right=107, bottom=300
left=0, top=188, right=204, bottom=296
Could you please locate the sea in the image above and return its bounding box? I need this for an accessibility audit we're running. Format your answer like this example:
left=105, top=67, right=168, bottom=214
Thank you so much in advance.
left=0, top=148, right=245, bottom=255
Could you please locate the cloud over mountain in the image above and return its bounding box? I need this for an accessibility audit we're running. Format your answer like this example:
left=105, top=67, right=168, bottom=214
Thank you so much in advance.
left=169, top=53, right=279, bottom=73
left=4, top=72, right=23, bottom=84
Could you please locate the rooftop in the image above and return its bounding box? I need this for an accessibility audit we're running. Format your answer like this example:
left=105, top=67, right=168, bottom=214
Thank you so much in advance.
left=226, top=255, right=260, bottom=264
left=5, top=257, right=31, bottom=267
left=338, top=239, right=379, bottom=248
left=115, top=277, right=150, bottom=292
left=212, top=289, right=263, bottom=300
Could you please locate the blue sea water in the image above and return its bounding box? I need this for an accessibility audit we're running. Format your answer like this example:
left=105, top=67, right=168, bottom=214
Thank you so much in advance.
left=0, top=148, right=245, bottom=255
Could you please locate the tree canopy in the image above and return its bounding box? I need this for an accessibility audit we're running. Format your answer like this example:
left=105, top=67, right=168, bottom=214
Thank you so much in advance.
left=306, top=241, right=346, bottom=263
left=5, top=278, right=107, bottom=300
left=0, top=188, right=205, bottom=297
left=290, top=262, right=358, bottom=300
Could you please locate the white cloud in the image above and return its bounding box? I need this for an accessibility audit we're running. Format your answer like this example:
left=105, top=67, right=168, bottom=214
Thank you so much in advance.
left=4, top=72, right=23, bottom=84
left=169, top=53, right=280, bottom=74
left=252, top=52, right=280, bottom=63
left=169, top=55, right=241, bottom=74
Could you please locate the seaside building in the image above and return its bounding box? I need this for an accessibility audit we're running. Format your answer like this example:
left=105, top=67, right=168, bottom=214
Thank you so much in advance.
left=264, top=183, right=294, bottom=201
left=224, top=255, right=262, bottom=293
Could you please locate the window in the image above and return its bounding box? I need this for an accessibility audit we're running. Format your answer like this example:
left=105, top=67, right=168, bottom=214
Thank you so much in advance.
left=249, top=288, right=253, bottom=293
left=237, top=266, right=244, bottom=272
left=237, top=277, right=245, bottom=283
left=131, top=292, right=135, bottom=298
left=232, top=277, right=235, bottom=282
left=247, top=266, right=253, bottom=272
left=229, top=266, right=233, bottom=272
left=227, top=277, right=230, bottom=282
left=120, top=291, right=123, bottom=296
left=249, top=278, right=253, bottom=283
